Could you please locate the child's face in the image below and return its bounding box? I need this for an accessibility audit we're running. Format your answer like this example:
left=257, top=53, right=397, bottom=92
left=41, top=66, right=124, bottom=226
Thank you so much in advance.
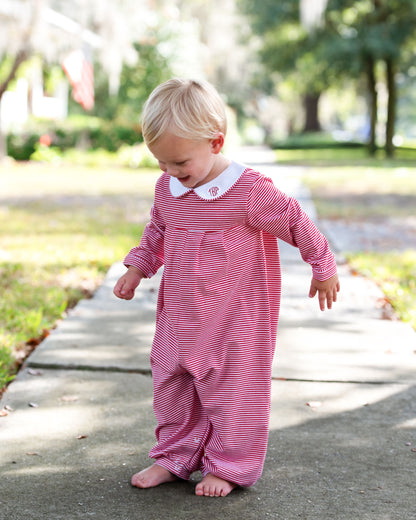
left=148, top=132, right=225, bottom=189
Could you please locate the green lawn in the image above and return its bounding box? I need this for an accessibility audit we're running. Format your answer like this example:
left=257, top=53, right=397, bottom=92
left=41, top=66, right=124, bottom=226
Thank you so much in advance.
left=0, top=162, right=159, bottom=392
left=345, top=250, right=416, bottom=328
left=289, top=147, right=416, bottom=331
left=275, top=145, right=416, bottom=168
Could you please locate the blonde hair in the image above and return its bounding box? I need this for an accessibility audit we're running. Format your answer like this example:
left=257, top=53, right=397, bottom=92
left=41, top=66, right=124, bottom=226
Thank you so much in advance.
left=141, top=78, right=227, bottom=146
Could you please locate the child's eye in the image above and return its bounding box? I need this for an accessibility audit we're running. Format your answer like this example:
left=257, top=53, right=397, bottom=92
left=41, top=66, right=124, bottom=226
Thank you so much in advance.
left=176, top=161, right=187, bottom=166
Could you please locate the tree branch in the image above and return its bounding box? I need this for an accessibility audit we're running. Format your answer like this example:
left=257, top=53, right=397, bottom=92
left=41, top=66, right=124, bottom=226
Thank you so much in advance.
left=0, top=49, right=29, bottom=99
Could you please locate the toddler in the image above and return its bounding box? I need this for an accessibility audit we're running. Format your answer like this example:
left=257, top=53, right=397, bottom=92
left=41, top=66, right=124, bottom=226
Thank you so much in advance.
left=113, top=78, right=340, bottom=497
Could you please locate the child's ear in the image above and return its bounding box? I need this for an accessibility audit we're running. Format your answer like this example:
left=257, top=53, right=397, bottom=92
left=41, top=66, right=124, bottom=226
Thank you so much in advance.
left=211, top=133, right=225, bottom=154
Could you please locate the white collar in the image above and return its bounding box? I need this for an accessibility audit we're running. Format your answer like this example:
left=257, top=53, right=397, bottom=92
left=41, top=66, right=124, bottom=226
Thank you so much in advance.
left=169, top=161, right=246, bottom=200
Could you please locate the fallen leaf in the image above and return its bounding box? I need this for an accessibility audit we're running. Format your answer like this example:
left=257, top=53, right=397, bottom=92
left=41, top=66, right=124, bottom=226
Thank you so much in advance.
left=77, top=435, right=88, bottom=440
left=26, top=329, right=50, bottom=347
left=4, top=405, right=13, bottom=411
left=26, top=338, right=42, bottom=347
left=411, top=448, right=416, bottom=453
left=28, top=402, right=39, bottom=408
left=26, top=452, right=40, bottom=456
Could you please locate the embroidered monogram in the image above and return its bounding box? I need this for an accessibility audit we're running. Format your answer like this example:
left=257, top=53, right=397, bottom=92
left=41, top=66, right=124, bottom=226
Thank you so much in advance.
left=169, top=161, right=246, bottom=199
left=209, top=186, right=220, bottom=197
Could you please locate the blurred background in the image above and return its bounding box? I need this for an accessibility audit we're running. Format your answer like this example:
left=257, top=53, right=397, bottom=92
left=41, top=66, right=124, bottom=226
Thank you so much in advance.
left=1, top=0, right=416, bottom=159
left=1, top=0, right=416, bottom=392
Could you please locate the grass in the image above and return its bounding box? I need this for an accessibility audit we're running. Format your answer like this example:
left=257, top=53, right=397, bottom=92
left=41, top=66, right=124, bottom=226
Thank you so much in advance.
left=275, top=144, right=416, bottom=167
left=346, top=250, right=416, bottom=329
left=302, top=165, right=416, bottom=219
left=287, top=146, right=416, bottom=330
left=276, top=147, right=416, bottom=219
left=0, top=162, right=159, bottom=393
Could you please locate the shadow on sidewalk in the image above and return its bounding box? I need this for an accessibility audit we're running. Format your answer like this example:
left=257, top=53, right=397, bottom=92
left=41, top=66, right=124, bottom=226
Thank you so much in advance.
left=1, top=367, right=414, bottom=519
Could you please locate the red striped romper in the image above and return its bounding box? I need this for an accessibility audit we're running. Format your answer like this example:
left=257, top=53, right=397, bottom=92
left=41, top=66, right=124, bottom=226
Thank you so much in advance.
left=124, top=161, right=337, bottom=487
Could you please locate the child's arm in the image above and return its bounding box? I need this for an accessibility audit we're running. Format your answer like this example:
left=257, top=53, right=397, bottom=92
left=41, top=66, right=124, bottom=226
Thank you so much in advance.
left=113, top=266, right=145, bottom=300
left=309, top=274, right=340, bottom=311
left=123, top=205, right=165, bottom=279
left=247, top=177, right=340, bottom=311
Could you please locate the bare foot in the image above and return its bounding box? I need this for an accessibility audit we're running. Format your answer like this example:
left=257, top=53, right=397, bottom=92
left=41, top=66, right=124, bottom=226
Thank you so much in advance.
left=195, top=473, right=237, bottom=497
left=131, top=464, right=178, bottom=488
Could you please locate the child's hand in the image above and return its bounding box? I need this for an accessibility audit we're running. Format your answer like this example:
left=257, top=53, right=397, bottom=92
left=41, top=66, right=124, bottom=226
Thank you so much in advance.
left=309, top=274, right=340, bottom=311
left=113, top=266, right=144, bottom=300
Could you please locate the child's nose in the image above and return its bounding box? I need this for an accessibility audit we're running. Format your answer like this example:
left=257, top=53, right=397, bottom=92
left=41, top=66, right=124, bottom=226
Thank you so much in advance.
left=166, top=166, right=180, bottom=177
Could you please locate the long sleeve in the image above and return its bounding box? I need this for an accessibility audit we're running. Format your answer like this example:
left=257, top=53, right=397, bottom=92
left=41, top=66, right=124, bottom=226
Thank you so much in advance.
left=123, top=204, right=165, bottom=278
left=247, top=176, right=337, bottom=281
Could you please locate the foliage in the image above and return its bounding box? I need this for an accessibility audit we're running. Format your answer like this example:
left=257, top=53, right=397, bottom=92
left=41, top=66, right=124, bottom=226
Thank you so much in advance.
left=271, top=131, right=363, bottom=149
left=323, top=0, right=416, bottom=155
left=239, top=0, right=416, bottom=151
left=29, top=141, right=158, bottom=169
left=6, top=131, right=42, bottom=161
left=237, top=0, right=299, bottom=33
left=347, top=251, right=416, bottom=330
left=83, top=40, right=174, bottom=122
left=114, top=42, right=174, bottom=123
left=239, top=0, right=332, bottom=132
left=0, top=340, right=15, bottom=388
left=324, top=0, right=416, bottom=65
left=0, top=262, right=85, bottom=353
left=117, top=143, right=158, bottom=169
left=7, top=115, right=142, bottom=160
left=276, top=143, right=416, bottom=166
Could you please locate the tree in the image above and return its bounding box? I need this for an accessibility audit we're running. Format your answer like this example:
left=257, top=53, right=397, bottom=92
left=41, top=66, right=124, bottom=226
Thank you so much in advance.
left=240, top=0, right=416, bottom=155
left=108, top=41, right=174, bottom=123
left=324, top=0, right=416, bottom=156
left=238, top=0, right=330, bottom=133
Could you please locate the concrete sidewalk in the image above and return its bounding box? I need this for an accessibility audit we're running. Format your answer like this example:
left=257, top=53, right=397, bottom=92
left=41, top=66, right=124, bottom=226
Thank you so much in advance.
left=1, top=148, right=416, bottom=520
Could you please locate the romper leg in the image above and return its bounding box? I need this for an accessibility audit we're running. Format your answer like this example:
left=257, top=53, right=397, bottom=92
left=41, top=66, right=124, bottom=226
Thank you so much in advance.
left=149, top=309, right=211, bottom=479
left=193, top=341, right=273, bottom=488
left=149, top=363, right=212, bottom=480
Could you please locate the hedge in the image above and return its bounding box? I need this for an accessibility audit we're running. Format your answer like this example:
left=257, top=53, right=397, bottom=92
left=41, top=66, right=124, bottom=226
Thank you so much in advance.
left=7, top=116, right=143, bottom=160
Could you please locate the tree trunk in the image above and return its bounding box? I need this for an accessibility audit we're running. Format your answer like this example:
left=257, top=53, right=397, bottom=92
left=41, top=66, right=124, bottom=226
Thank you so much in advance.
left=385, top=57, right=396, bottom=158
left=0, top=49, right=28, bottom=100
left=0, top=50, right=28, bottom=158
left=303, top=92, right=321, bottom=132
left=366, top=55, right=377, bottom=156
